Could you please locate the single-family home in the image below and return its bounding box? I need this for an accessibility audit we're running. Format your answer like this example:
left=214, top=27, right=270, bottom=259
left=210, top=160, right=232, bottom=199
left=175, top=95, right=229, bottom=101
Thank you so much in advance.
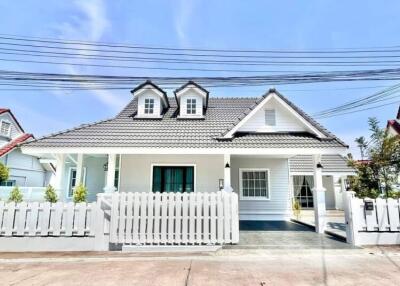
left=0, top=108, right=55, bottom=198
left=21, top=81, right=353, bottom=221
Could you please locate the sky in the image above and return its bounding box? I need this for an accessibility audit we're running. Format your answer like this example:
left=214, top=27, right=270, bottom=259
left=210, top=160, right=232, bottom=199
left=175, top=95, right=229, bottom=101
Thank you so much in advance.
left=0, top=0, right=400, bottom=157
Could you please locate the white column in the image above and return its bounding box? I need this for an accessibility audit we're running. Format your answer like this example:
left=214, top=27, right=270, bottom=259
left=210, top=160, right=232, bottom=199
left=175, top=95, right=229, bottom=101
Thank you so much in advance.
left=54, top=154, right=66, bottom=191
left=75, top=153, right=84, bottom=186
left=104, top=154, right=116, bottom=193
left=312, top=154, right=326, bottom=233
left=224, top=154, right=233, bottom=192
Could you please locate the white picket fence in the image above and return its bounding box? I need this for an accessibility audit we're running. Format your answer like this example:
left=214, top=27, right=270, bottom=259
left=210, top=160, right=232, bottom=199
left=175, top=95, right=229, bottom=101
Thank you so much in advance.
left=107, top=191, right=239, bottom=245
left=0, top=201, right=97, bottom=237
left=343, top=191, right=400, bottom=245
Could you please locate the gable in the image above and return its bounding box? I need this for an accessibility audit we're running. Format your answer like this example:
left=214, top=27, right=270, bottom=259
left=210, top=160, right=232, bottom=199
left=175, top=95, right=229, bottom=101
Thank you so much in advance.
left=0, top=112, right=24, bottom=144
left=238, top=96, right=312, bottom=133
left=224, top=90, right=326, bottom=139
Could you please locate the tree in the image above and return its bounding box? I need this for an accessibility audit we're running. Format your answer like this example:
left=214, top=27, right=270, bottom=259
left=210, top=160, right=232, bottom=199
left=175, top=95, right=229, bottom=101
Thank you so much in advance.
left=44, top=185, right=58, bottom=203
left=8, top=186, right=23, bottom=203
left=355, top=136, right=368, bottom=159
left=349, top=117, right=400, bottom=197
left=73, top=183, right=87, bottom=203
left=0, top=162, right=9, bottom=184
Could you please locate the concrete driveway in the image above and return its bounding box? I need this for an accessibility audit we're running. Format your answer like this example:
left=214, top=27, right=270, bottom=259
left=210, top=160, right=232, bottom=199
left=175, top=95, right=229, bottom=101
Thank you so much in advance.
left=0, top=247, right=399, bottom=285
left=228, top=220, right=352, bottom=249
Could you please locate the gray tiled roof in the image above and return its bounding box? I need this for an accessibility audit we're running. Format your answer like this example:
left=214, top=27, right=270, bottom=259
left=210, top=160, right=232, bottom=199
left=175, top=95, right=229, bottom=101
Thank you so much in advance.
left=289, top=155, right=355, bottom=174
left=24, top=91, right=347, bottom=149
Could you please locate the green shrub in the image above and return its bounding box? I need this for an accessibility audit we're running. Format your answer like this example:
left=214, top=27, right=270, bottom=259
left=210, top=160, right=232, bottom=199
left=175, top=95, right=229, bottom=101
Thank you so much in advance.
left=354, top=188, right=380, bottom=199
left=0, top=162, right=9, bottom=184
left=73, top=183, right=87, bottom=203
left=8, top=186, right=23, bottom=203
left=44, top=185, right=58, bottom=203
left=387, top=190, right=400, bottom=199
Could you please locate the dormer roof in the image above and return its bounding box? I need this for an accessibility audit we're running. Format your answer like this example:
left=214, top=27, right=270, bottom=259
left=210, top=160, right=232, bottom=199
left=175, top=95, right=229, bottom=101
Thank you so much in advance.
left=130, top=80, right=169, bottom=108
left=174, top=81, right=209, bottom=108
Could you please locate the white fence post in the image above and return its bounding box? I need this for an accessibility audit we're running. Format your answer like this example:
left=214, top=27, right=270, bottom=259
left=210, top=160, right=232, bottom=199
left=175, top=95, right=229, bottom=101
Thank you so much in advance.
left=343, top=191, right=359, bottom=246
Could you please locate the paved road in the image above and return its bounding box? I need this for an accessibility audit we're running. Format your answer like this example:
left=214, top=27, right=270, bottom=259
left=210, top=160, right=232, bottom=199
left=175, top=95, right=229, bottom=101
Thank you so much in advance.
left=0, top=247, right=399, bottom=285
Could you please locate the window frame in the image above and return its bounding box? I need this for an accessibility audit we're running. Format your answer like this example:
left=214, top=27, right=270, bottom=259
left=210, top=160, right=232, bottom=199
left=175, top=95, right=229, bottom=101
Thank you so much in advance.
left=67, top=167, right=87, bottom=198
left=144, top=98, right=155, bottom=114
left=186, top=98, right=197, bottom=115
left=0, top=120, right=11, bottom=137
left=150, top=163, right=196, bottom=193
left=264, top=109, right=276, bottom=126
left=239, top=168, right=271, bottom=201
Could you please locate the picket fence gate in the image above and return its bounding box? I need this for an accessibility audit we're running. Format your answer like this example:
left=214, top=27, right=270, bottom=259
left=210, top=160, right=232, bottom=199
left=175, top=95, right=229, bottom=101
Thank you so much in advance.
left=343, top=191, right=400, bottom=245
left=0, top=201, right=97, bottom=237
left=108, top=191, right=239, bottom=245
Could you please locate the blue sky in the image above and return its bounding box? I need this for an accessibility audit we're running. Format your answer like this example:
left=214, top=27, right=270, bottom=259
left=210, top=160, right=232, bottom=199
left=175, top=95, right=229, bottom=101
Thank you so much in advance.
left=1, top=0, right=400, bottom=157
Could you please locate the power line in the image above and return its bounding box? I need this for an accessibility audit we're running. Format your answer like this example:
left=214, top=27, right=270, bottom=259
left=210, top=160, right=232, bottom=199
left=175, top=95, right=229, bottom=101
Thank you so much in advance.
left=2, top=34, right=400, bottom=54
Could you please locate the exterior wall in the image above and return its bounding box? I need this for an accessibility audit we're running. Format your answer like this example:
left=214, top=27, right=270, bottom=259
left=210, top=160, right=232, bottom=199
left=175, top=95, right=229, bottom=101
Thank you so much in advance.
left=137, top=90, right=162, bottom=117
left=230, top=156, right=291, bottom=220
left=238, top=97, right=309, bottom=133
left=179, top=90, right=203, bottom=117
left=323, top=176, right=335, bottom=209
left=119, top=154, right=224, bottom=193
left=1, top=149, right=51, bottom=187
left=62, top=155, right=107, bottom=202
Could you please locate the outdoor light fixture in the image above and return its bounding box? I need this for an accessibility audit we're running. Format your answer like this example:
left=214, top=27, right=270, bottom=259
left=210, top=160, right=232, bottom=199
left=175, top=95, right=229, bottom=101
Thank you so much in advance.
left=103, top=162, right=108, bottom=171
left=316, top=162, right=323, bottom=169
left=225, top=162, right=230, bottom=168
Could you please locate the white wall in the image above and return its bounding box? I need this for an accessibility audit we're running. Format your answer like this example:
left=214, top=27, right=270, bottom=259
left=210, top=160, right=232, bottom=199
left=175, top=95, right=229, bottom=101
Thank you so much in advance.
left=238, top=97, right=310, bottom=133
left=119, top=154, right=224, bottom=193
left=2, top=149, right=51, bottom=187
left=230, top=156, right=291, bottom=220
left=179, top=90, right=203, bottom=117
left=137, top=90, right=162, bottom=117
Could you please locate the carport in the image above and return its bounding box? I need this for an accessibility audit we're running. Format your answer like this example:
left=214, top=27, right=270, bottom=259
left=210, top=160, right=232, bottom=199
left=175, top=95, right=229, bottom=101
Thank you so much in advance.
left=223, top=220, right=353, bottom=249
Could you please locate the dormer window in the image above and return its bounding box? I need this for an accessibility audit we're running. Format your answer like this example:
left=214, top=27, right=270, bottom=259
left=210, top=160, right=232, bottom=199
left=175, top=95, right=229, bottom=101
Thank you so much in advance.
left=131, top=81, right=169, bottom=118
left=174, top=81, right=209, bottom=119
left=144, top=98, right=154, bottom=114
left=186, top=98, right=197, bottom=115
left=265, top=109, right=276, bottom=126
left=0, top=120, right=11, bottom=137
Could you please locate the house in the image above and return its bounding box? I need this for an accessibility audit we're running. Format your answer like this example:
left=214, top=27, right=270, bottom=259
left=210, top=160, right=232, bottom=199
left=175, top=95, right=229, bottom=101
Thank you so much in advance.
left=0, top=108, right=54, bottom=189
left=21, top=81, right=353, bottom=224
left=387, top=105, right=400, bottom=136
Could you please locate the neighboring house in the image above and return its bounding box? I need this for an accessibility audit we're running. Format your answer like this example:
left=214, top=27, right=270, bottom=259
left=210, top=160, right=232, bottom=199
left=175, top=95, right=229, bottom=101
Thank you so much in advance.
left=0, top=108, right=54, bottom=188
left=387, top=105, right=400, bottom=136
left=22, top=81, right=352, bottom=219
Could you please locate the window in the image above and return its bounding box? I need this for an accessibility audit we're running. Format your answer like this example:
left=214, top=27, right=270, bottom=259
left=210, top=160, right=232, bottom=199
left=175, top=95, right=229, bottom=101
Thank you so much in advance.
left=0, top=121, right=11, bottom=136
left=186, top=98, right=197, bottom=115
left=0, top=180, right=16, bottom=187
left=144, top=98, right=154, bottom=114
left=240, top=169, right=270, bottom=200
left=293, top=175, right=314, bottom=208
left=265, top=109, right=276, bottom=126
left=152, top=166, right=194, bottom=193
left=67, top=167, right=86, bottom=197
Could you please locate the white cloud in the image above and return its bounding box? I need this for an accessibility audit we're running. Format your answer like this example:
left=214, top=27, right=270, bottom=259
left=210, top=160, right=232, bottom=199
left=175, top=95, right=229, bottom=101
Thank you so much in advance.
left=174, top=0, right=196, bottom=47
left=53, top=0, right=126, bottom=111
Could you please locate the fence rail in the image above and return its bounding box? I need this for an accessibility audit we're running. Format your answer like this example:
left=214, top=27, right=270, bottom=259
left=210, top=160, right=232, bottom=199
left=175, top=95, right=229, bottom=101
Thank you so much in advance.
left=108, top=191, right=239, bottom=245
left=0, top=201, right=96, bottom=237
left=343, top=191, right=400, bottom=245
